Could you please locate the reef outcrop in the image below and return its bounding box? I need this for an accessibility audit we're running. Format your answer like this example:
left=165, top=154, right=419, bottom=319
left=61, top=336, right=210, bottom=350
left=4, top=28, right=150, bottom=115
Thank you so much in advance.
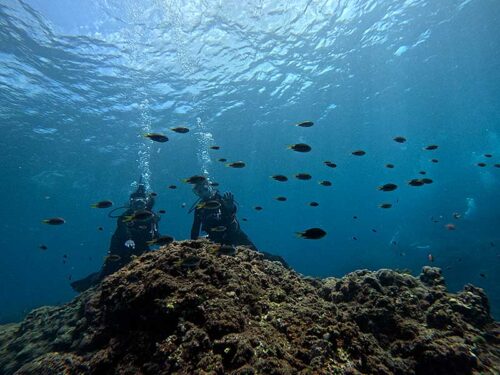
left=1, top=240, right=499, bottom=374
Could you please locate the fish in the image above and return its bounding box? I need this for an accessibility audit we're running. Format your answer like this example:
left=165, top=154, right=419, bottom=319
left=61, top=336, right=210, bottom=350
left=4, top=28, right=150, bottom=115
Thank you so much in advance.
left=296, top=227, right=327, bottom=240
left=379, top=203, right=392, bottom=209
left=421, top=178, right=433, bottom=184
left=226, top=161, right=246, bottom=168
left=424, top=145, right=438, bottom=150
left=144, top=133, right=168, bottom=143
left=295, top=173, right=312, bottom=180
left=210, top=146, right=220, bottom=150
left=150, top=192, right=158, bottom=197
left=494, top=164, right=500, bottom=168
left=352, top=150, right=366, bottom=156
left=210, top=226, right=227, bottom=232
left=484, top=154, right=492, bottom=158
left=181, top=203, right=186, bottom=208
left=254, top=206, right=263, bottom=211
left=319, top=180, right=332, bottom=186
left=216, top=244, right=236, bottom=256
left=452, top=212, right=461, bottom=219
left=105, top=254, right=121, bottom=262
left=419, top=171, right=427, bottom=175
left=242, top=218, right=248, bottom=221
left=170, top=126, right=189, bottom=133
left=91, top=200, right=113, bottom=209
left=324, top=161, right=337, bottom=168
left=385, top=163, right=395, bottom=169
left=197, top=200, right=222, bottom=210
left=480, top=273, right=486, bottom=278
left=271, top=175, right=288, bottom=182
left=39, top=244, right=48, bottom=250
left=352, top=236, right=358, bottom=241
left=430, top=159, right=439, bottom=163
left=445, top=223, right=456, bottom=230
left=218, top=158, right=227, bottom=162
left=176, top=256, right=201, bottom=269
left=275, top=196, right=287, bottom=201
left=158, top=210, right=166, bottom=214
left=477, top=162, right=486, bottom=167
left=168, top=185, right=177, bottom=189
left=408, top=179, right=425, bottom=186
left=122, top=210, right=154, bottom=223
left=371, top=229, right=377, bottom=233
left=147, top=235, right=174, bottom=246
left=393, top=136, right=407, bottom=143
left=183, top=175, right=207, bottom=184
left=288, top=143, right=312, bottom=152
left=42, top=217, right=65, bottom=225
left=309, top=202, right=319, bottom=207
left=378, top=183, right=398, bottom=192
left=98, top=226, right=104, bottom=231
left=353, top=216, right=358, bottom=219
left=428, top=254, right=434, bottom=262
left=295, top=121, right=314, bottom=127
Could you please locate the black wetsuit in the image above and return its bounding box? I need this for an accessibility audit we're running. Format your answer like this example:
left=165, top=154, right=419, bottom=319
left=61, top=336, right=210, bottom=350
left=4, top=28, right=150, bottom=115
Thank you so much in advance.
left=71, top=209, right=160, bottom=292
left=190, top=192, right=289, bottom=267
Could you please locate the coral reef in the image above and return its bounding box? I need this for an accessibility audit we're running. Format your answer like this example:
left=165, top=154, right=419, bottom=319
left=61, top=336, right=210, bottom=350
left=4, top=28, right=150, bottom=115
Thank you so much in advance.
left=1, top=240, right=499, bottom=374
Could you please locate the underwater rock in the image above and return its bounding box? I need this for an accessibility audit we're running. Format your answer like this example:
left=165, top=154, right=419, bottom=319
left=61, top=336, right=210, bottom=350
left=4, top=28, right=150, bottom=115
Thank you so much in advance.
left=0, top=239, right=498, bottom=374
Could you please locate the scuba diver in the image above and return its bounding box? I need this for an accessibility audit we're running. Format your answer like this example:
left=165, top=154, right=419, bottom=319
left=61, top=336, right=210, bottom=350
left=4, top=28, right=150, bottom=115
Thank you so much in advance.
left=71, top=181, right=160, bottom=292
left=190, top=179, right=289, bottom=268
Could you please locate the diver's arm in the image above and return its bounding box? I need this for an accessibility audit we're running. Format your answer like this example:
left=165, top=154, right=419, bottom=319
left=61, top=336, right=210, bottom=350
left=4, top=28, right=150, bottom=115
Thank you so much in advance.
left=190, top=210, right=201, bottom=239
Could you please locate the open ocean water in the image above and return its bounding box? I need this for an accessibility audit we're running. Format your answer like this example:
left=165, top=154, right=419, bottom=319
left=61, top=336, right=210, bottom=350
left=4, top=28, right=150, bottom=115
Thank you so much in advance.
left=0, top=0, right=499, bottom=324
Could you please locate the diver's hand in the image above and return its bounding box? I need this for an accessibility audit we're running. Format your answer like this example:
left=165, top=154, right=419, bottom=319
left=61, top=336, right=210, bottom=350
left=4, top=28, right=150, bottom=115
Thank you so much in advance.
left=222, top=192, right=234, bottom=207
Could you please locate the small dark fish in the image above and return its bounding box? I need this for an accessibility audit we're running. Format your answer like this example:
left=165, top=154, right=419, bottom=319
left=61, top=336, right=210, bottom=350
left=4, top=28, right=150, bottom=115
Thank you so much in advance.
left=295, top=121, right=314, bottom=128
left=430, top=159, right=439, bottom=163
left=42, top=217, right=65, bottom=225
left=105, top=254, right=121, bottom=262
left=183, top=175, right=206, bottom=184
left=477, top=162, right=487, bottom=167
left=408, top=179, right=425, bottom=187
left=216, top=244, right=236, bottom=256
left=39, top=244, right=48, bottom=250
left=480, top=273, right=486, bottom=278
left=150, top=192, right=158, bottom=197
left=295, top=173, right=312, bottom=180
left=371, top=229, right=377, bottom=233
left=68, top=275, right=72, bottom=281
left=254, top=206, right=263, bottom=211
left=319, top=180, right=332, bottom=186
left=309, top=202, right=319, bottom=207
left=197, top=200, right=222, bottom=210
left=147, top=235, right=174, bottom=246
left=210, top=146, right=220, bottom=150
left=421, top=178, right=433, bottom=184
left=296, top=227, right=327, bottom=240
left=181, top=203, right=186, bottom=208
left=385, top=163, right=395, bottom=169
left=62, top=254, right=67, bottom=258
left=227, top=161, right=246, bottom=168
left=352, top=150, right=366, bottom=156
left=144, top=133, right=168, bottom=143
left=393, top=136, right=407, bottom=143
left=271, top=175, right=288, bottom=182
left=495, top=164, right=500, bottom=168
left=210, top=182, right=220, bottom=187
left=424, top=145, right=438, bottom=150
left=168, top=185, right=177, bottom=189
left=123, top=210, right=154, bottom=223
left=170, top=126, right=189, bottom=133
left=210, top=226, right=227, bottom=232
left=324, top=161, right=337, bottom=168
left=177, top=256, right=201, bottom=269
left=98, top=226, right=104, bottom=231
left=419, top=171, right=427, bottom=175
left=353, top=216, right=358, bottom=219
left=453, top=212, right=461, bottom=219
left=484, top=154, right=492, bottom=158
left=275, top=196, right=287, bottom=201
left=352, top=236, right=358, bottom=241
left=242, top=218, right=248, bottom=221
left=379, top=203, right=392, bottom=209
left=288, top=143, right=312, bottom=153
left=378, top=183, right=398, bottom=192
left=158, top=210, right=166, bottom=214
left=391, top=241, right=397, bottom=246
left=490, top=242, right=495, bottom=247
left=218, top=158, right=227, bottom=162
left=91, top=200, right=113, bottom=209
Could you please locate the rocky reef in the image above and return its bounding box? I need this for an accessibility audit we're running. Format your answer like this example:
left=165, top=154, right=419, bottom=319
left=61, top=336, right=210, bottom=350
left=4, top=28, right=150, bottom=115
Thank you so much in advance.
left=1, top=239, right=499, bottom=374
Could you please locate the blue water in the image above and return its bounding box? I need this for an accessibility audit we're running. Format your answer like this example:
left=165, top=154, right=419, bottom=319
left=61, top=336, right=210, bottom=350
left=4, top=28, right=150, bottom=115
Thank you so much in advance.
left=1, top=0, right=499, bottom=324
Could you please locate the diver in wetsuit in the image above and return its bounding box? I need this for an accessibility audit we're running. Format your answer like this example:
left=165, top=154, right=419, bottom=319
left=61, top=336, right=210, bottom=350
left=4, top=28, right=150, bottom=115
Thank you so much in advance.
left=71, top=183, right=160, bottom=292
left=190, top=179, right=289, bottom=267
